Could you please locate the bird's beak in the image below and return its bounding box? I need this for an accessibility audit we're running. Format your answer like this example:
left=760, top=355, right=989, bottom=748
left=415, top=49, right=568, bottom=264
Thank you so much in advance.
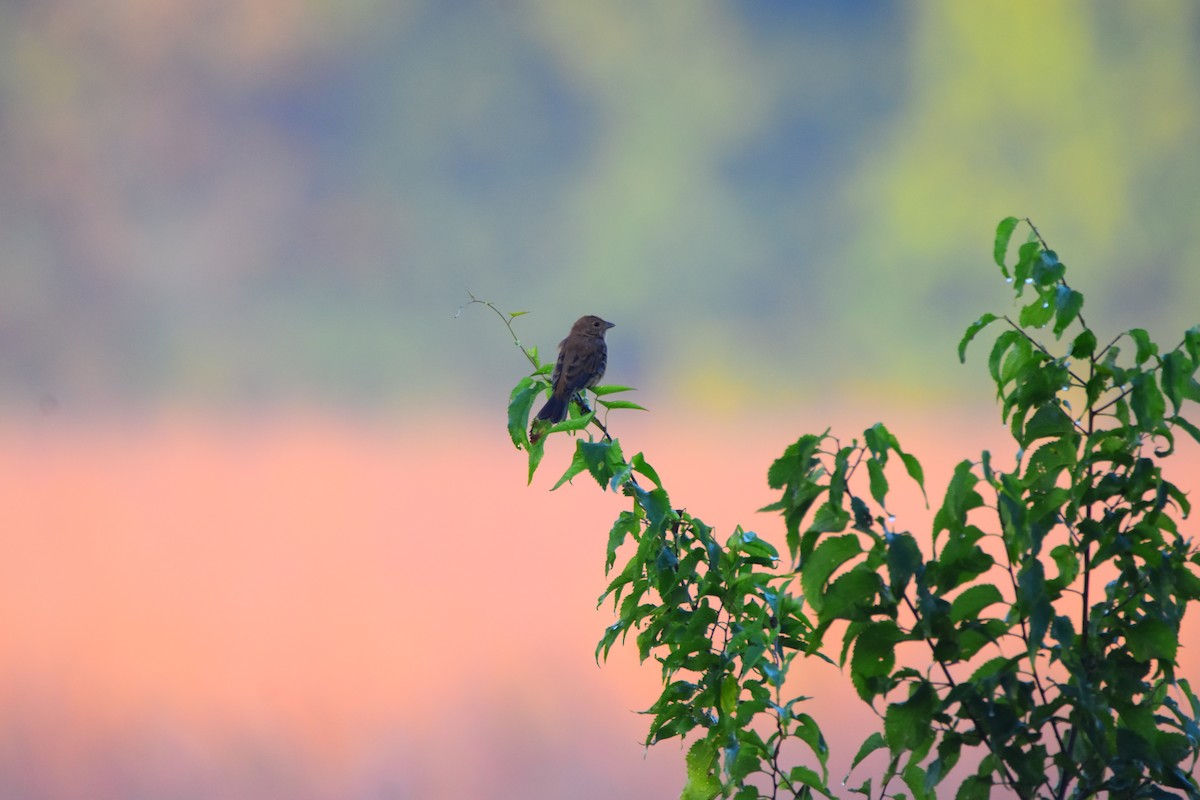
left=605, top=321, right=616, bottom=329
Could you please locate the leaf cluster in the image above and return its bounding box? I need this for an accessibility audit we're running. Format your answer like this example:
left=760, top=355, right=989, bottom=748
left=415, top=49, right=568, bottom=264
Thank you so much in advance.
left=496, top=218, right=1200, bottom=799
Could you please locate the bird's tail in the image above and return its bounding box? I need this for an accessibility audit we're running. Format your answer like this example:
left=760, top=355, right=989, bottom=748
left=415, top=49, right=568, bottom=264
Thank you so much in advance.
left=534, top=395, right=567, bottom=424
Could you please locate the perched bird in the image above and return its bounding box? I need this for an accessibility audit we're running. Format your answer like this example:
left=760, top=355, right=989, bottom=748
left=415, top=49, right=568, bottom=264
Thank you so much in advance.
left=531, top=315, right=615, bottom=438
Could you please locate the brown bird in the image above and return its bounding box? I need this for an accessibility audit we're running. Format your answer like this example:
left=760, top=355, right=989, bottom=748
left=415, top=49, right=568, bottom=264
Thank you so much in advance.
left=531, top=315, right=615, bottom=435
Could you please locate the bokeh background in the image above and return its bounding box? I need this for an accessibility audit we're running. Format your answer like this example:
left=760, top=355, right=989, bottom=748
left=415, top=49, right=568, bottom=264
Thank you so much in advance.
left=1, top=2, right=1198, bottom=798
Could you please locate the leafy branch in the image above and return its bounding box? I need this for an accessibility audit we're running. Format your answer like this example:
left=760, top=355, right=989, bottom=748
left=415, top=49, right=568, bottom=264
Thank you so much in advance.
left=496, top=217, right=1200, bottom=799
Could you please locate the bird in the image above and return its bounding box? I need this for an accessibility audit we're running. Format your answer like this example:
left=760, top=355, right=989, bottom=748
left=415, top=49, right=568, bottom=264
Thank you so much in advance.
left=531, top=315, right=614, bottom=439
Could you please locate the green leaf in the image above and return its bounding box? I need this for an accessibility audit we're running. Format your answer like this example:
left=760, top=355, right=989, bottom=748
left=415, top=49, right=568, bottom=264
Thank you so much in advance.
left=793, top=712, right=830, bottom=775
left=801, top=534, right=862, bottom=613
left=1127, top=616, right=1178, bottom=663
left=634, top=486, right=674, bottom=535
left=1019, top=403, right=1075, bottom=447
left=1129, top=328, right=1157, bottom=365
left=1185, top=325, right=1200, bottom=365
left=547, top=408, right=598, bottom=435
left=1018, top=289, right=1056, bottom=328
left=959, top=313, right=1000, bottom=363
left=1013, top=240, right=1041, bottom=293
left=850, top=619, right=901, bottom=702
left=851, top=731, right=887, bottom=770
left=630, top=452, right=662, bottom=487
left=984, top=331, right=1022, bottom=388
left=788, top=764, right=833, bottom=797
left=766, top=433, right=824, bottom=489
left=1070, top=329, right=1097, bottom=358
left=681, top=737, right=722, bottom=800
left=1160, top=350, right=1197, bottom=413
left=1052, top=285, right=1083, bottom=337
left=1130, top=371, right=1166, bottom=431
left=1050, top=613, right=1075, bottom=647
left=969, top=655, right=1015, bottom=684
left=899, top=452, right=927, bottom=502
left=1032, top=249, right=1065, bottom=285
left=885, top=680, right=937, bottom=754
left=955, top=774, right=992, bottom=800
left=597, top=399, right=648, bottom=411
left=808, top=501, right=850, bottom=534
left=822, top=568, right=879, bottom=624
left=581, top=439, right=623, bottom=488
left=994, top=216, right=1020, bottom=271
left=508, top=376, right=543, bottom=447
left=719, top=674, right=739, bottom=717
left=1173, top=415, right=1200, bottom=447
left=604, top=511, right=640, bottom=573
left=867, top=458, right=889, bottom=507
left=949, top=584, right=1003, bottom=623
left=591, top=384, right=637, bottom=396
left=865, top=423, right=926, bottom=501
left=551, top=443, right=589, bottom=489
left=886, top=533, right=923, bottom=595
left=1047, top=541, right=1079, bottom=586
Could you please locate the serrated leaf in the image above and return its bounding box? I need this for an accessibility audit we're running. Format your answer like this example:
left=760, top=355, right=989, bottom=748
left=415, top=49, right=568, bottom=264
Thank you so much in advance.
left=1065, top=332, right=1095, bottom=362
left=1131, top=371, right=1166, bottom=431
left=787, top=764, right=832, bottom=797
left=630, top=452, right=662, bottom=488
left=766, top=433, right=825, bottom=490
left=1032, top=249, right=1065, bottom=285
left=956, top=774, right=992, bottom=800
left=1013, top=240, right=1041, bottom=293
left=988, top=330, right=1022, bottom=388
left=551, top=442, right=592, bottom=490
left=793, top=712, right=830, bottom=774
left=1019, top=290, right=1056, bottom=328
left=851, top=731, right=887, bottom=770
left=1161, top=350, right=1192, bottom=413
left=959, top=313, right=1000, bottom=363
left=596, top=399, right=647, bottom=411
left=1129, top=328, right=1157, bottom=364
left=822, top=568, right=879, bottom=624
left=1173, top=415, right=1200, bottom=447
left=850, top=619, right=901, bottom=702
left=1128, top=616, right=1177, bottom=662
left=1053, top=286, right=1083, bottom=337
left=508, top=376, right=543, bottom=448
left=867, top=458, right=888, bottom=507
left=1019, top=404, right=1075, bottom=447
left=886, top=533, right=923, bottom=595
left=994, top=216, right=1019, bottom=272
left=524, top=436, right=546, bottom=484
left=681, top=737, right=721, bottom=800
left=591, top=384, right=636, bottom=396
left=949, top=584, right=1003, bottom=623
left=1185, top=325, right=1200, bottom=364
left=969, top=655, right=1015, bottom=683
left=898, top=452, right=927, bottom=504
left=801, top=534, right=862, bottom=613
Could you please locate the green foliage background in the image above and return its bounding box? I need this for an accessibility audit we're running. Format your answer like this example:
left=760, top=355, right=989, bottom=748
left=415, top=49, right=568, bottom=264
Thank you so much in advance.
left=1, top=1, right=1198, bottom=409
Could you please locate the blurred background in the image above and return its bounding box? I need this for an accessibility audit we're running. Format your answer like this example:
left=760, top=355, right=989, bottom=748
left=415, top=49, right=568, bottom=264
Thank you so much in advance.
left=1, top=1, right=1198, bottom=798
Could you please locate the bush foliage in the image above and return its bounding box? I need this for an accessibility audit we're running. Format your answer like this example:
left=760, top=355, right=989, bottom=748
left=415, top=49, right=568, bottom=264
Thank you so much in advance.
left=497, top=219, right=1200, bottom=799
